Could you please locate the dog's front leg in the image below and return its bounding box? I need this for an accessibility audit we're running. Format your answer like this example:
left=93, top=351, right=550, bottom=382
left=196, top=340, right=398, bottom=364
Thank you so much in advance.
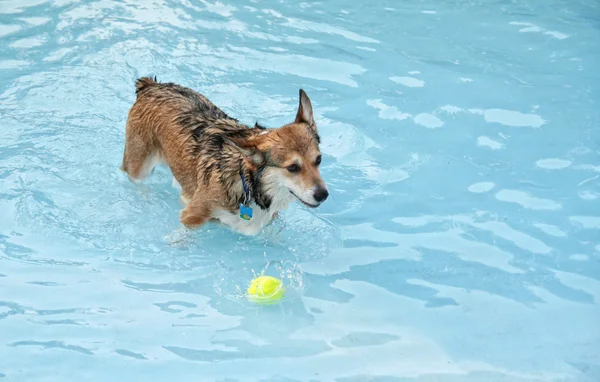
left=180, top=192, right=211, bottom=228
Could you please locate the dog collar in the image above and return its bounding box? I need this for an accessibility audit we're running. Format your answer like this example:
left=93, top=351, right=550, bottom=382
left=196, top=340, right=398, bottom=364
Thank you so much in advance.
left=239, top=170, right=253, bottom=220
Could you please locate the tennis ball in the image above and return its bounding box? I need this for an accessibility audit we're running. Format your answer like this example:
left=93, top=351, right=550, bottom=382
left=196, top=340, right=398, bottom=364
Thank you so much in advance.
left=247, top=276, right=284, bottom=303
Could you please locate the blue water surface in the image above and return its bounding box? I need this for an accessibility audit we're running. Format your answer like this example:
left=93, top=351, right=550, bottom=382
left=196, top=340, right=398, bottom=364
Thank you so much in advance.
left=1, top=0, right=599, bottom=381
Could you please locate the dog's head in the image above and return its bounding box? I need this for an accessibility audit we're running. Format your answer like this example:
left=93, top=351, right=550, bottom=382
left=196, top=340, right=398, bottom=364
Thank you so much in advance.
left=228, top=89, right=328, bottom=208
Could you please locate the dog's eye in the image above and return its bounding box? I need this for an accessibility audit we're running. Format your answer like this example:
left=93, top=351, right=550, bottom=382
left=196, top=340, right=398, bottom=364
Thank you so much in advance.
left=315, top=155, right=322, bottom=166
left=287, top=164, right=301, bottom=173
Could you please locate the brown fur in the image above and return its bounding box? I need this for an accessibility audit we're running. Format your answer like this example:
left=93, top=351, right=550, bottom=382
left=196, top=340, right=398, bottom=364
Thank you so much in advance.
left=121, top=77, right=328, bottom=233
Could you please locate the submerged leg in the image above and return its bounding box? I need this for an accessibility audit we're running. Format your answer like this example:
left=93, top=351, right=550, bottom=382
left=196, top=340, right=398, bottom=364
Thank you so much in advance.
left=180, top=191, right=211, bottom=228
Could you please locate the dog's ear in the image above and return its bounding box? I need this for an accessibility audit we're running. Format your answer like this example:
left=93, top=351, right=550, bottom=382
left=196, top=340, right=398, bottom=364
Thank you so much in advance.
left=223, top=136, right=265, bottom=166
left=295, top=89, right=315, bottom=131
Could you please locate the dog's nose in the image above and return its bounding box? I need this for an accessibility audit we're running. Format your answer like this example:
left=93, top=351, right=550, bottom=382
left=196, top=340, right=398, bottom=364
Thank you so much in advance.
left=313, top=187, right=329, bottom=203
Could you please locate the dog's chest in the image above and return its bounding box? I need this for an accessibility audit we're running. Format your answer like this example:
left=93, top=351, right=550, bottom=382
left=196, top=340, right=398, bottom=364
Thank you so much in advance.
left=212, top=192, right=294, bottom=236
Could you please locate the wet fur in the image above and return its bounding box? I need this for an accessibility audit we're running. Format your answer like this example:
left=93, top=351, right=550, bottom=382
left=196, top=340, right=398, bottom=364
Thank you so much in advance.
left=121, top=77, right=326, bottom=236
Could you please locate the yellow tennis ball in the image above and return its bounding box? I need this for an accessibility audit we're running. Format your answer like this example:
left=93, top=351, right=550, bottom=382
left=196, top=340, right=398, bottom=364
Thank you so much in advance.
left=247, top=276, right=284, bottom=303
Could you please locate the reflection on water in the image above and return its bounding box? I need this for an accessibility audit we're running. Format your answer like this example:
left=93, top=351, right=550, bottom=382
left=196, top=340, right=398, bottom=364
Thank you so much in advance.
left=1, top=0, right=599, bottom=381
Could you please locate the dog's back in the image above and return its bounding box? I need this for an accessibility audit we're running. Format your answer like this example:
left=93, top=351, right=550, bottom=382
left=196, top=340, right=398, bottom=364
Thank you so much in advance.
left=134, top=77, right=233, bottom=122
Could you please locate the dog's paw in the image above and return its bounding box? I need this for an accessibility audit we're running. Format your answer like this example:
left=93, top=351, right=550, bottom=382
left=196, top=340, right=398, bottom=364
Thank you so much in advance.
left=180, top=208, right=208, bottom=228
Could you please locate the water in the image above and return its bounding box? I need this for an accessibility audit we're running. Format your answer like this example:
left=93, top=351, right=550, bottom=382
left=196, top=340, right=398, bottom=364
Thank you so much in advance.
left=1, top=0, right=599, bottom=380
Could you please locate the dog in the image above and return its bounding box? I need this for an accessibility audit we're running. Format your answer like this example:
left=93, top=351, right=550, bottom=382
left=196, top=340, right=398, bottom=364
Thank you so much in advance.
left=120, top=77, right=328, bottom=236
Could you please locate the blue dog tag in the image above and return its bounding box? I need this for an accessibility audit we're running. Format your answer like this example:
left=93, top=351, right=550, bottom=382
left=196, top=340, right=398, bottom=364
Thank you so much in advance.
left=240, top=204, right=253, bottom=220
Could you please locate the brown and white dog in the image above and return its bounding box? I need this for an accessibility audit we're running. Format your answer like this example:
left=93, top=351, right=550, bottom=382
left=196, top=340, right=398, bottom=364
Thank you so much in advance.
left=121, top=77, right=328, bottom=235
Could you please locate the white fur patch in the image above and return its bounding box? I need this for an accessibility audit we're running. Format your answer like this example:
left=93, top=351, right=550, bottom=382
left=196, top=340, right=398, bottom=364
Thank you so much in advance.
left=211, top=185, right=295, bottom=236
left=129, top=151, right=166, bottom=183
left=172, top=177, right=182, bottom=190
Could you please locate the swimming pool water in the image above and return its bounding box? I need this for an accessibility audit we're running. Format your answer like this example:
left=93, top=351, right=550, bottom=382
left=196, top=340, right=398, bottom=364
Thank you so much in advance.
left=1, top=0, right=599, bottom=380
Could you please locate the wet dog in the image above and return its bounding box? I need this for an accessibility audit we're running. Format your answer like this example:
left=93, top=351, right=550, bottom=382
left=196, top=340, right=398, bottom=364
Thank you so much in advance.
left=121, top=77, right=328, bottom=235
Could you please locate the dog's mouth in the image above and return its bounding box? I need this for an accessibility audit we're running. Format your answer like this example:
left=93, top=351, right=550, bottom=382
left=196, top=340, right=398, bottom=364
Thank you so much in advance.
left=289, top=191, right=320, bottom=208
